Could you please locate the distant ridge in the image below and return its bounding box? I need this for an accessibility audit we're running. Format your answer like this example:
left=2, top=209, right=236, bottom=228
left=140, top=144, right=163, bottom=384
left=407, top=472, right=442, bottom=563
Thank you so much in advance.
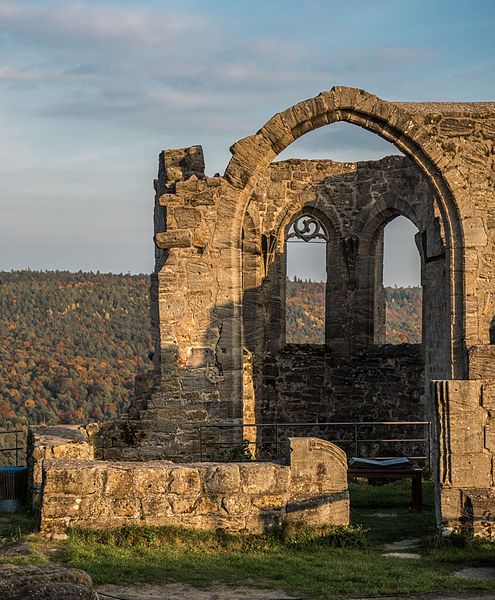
left=286, top=279, right=421, bottom=345
left=0, top=272, right=421, bottom=429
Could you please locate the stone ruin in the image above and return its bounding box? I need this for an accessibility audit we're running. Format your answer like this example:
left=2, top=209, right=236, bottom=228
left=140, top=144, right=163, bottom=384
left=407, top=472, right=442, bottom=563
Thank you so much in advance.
left=29, top=86, right=495, bottom=538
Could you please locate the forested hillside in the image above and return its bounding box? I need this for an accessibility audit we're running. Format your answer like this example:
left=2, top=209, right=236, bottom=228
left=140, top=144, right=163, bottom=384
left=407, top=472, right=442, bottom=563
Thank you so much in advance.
left=0, top=272, right=421, bottom=429
left=0, top=271, right=152, bottom=429
left=385, top=286, right=422, bottom=344
left=286, top=278, right=422, bottom=345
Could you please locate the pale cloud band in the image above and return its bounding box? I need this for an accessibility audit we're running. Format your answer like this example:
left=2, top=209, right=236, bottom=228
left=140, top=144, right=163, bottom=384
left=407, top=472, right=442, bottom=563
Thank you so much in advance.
left=0, top=0, right=493, bottom=278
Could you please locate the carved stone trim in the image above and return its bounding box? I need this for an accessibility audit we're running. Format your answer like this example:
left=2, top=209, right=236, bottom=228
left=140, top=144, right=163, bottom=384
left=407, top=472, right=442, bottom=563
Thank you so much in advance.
left=287, top=214, right=328, bottom=243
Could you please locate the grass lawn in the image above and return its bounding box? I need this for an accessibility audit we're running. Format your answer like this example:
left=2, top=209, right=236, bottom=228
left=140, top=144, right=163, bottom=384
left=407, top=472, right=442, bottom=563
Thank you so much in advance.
left=1, top=480, right=495, bottom=599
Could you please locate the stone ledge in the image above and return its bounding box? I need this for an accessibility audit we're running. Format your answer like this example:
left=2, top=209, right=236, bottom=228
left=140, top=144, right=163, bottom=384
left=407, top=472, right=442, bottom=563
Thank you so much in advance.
left=38, top=437, right=349, bottom=535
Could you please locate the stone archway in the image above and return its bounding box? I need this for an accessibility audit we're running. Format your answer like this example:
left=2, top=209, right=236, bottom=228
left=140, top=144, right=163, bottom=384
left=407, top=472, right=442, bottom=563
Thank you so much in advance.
left=224, top=86, right=464, bottom=378
left=140, top=86, right=495, bottom=536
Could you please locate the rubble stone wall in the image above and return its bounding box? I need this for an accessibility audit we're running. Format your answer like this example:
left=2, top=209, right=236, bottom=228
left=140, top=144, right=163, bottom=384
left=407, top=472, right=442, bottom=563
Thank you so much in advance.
left=39, top=438, right=349, bottom=535
left=261, top=344, right=425, bottom=424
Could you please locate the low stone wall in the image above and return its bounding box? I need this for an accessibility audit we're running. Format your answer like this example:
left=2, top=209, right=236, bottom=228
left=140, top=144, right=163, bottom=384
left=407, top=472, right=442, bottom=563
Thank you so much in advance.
left=39, top=437, right=349, bottom=535
left=27, top=424, right=99, bottom=506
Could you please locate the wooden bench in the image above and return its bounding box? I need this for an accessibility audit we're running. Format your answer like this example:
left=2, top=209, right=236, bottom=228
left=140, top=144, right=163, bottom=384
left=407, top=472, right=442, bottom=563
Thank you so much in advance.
left=348, top=466, right=423, bottom=511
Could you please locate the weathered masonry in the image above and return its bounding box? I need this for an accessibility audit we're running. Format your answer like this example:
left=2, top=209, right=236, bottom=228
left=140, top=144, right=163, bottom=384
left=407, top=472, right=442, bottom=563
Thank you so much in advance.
left=28, top=87, right=495, bottom=537
left=119, top=86, right=495, bottom=537
left=30, top=427, right=349, bottom=535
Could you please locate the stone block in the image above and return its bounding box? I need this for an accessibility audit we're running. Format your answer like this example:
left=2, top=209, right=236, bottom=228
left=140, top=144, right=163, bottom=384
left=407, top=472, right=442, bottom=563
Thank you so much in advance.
left=133, top=465, right=171, bottom=494
left=244, top=512, right=283, bottom=533
left=161, top=146, right=205, bottom=182
left=450, top=453, right=492, bottom=488
left=468, top=346, right=495, bottom=379
left=102, top=467, right=133, bottom=498
left=239, top=463, right=283, bottom=494
left=111, top=498, right=141, bottom=518
left=461, top=488, right=495, bottom=538
left=154, top=230, right=192, bottom=249
left=173, top=207, right=202, bottom=229
left=204, top=464, right=241, bottom=494
left=250, top=494, right=287, bottom=511
left=286, top=495, right=349, bottom=528
left=170, top=496, right=197, bottom=514
left=169, top=467, right=201, bottom=494
left=289, top=438, right=348, bottom=498
left=43, top=461, right=98, bottom=496
left=221, top=494, right=251, bottom=516
left=101, top=448, right=123, bottom=460
left=140, top=496, right=172, bottom=518
left=194, top=495, right=220, bottom=515
left=484, top=425, right=495, bottom=453
left=42, top=495, right=86, bottom=519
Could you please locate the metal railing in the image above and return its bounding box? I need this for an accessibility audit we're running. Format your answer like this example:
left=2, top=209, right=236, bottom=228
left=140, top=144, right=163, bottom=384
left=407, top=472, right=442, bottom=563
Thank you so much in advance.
left=199, top=420, right=432, bottom=468
left=0, top=430, right=26, bottom=467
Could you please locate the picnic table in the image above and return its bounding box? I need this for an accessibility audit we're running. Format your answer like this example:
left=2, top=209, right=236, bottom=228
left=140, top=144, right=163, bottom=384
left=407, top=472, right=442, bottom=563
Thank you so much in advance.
left=347, top=457, right=423, bottom=511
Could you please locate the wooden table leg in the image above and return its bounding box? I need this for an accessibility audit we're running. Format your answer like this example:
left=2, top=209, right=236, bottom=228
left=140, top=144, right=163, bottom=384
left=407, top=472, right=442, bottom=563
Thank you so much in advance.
left=411, top=472, right=422, bottom=511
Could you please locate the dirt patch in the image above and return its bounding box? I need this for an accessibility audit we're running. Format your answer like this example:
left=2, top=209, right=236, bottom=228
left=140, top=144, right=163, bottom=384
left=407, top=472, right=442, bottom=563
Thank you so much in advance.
left=454, top=567, right=495, bottom=580
left=96, top=582, right=300, bottom=599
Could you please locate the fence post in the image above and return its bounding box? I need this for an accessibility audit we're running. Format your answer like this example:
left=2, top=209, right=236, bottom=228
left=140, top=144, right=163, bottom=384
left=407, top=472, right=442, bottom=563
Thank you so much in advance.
left=427, top=421, right=432, bottom=471
left=15, top=430, right=19, bottom=467
left=275, top=423, right=279, bottom=461
left=354, top=422, right=359, bottom=456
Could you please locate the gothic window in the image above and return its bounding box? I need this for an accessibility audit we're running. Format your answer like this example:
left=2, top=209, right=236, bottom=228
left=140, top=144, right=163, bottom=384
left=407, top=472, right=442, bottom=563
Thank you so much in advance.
left=285, top=213, right=328, bottom=345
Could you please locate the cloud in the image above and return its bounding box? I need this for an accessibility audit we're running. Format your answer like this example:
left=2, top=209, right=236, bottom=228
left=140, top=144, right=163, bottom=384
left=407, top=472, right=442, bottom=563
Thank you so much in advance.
left=0, top=1, right=205, bottom=48
left=0, top=64, right=51, bottom=81
left=0, top=0, right=333, bottom=135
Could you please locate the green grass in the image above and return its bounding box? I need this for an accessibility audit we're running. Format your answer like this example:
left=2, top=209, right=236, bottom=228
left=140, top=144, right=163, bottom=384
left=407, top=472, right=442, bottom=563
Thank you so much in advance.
left=66, top=531, right=495, bottom=598
left=64, top=481, right=495, bottom=598
left=350, top=479, right=437, bottom=544
left=2, top=482, right=495, bottom=599
left=0, top=510, right=49, bottom=565
left=0, top=510, right=34, bottom=540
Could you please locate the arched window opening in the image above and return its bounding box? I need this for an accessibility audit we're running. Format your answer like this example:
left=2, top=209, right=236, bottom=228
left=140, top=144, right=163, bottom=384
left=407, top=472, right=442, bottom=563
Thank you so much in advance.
left=381, top=216, right=422, bottom=344
left=285, top=214, right=328, bottom=345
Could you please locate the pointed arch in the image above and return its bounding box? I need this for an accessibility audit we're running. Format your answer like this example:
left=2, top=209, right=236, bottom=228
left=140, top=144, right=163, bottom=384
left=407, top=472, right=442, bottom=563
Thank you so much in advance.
left=225, top=86, right=464, bottom=377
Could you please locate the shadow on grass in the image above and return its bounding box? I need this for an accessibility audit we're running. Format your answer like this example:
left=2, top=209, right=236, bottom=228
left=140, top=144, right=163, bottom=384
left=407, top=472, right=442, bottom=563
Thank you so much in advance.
left=349, top=479, right=436, bottom=544
left=65, top=488, right=495, bottom=600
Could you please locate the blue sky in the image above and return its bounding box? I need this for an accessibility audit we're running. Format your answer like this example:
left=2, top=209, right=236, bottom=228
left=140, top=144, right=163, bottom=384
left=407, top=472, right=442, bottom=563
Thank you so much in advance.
left=0, top=0, right=493, bottom=282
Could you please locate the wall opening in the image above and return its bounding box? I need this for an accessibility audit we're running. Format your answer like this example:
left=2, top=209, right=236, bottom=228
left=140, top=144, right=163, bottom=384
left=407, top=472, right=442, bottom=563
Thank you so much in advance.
left=381, top=216, right=422, bottom=344
left=285, top=214, right=327, bottom=345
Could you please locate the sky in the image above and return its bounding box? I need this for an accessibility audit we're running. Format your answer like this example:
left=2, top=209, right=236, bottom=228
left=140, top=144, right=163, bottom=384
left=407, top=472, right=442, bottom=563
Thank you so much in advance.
left=0, top=0, right=494, bottom=284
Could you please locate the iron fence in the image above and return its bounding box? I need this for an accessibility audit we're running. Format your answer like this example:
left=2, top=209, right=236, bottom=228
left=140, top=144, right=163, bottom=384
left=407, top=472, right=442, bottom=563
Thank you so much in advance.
left=0, top=430, right=27, bottom=505
left=0, top=430, right=25, bottom=467
left=199, top=420, right=432, bottom=468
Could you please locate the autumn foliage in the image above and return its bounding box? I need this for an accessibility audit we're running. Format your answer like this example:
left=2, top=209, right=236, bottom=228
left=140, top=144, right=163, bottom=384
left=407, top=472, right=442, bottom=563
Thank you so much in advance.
left=0, top=271, right=152, bottom=429
left=286, top=278, right=422, bottom=345
left=0, top=272, right=421, bottom=430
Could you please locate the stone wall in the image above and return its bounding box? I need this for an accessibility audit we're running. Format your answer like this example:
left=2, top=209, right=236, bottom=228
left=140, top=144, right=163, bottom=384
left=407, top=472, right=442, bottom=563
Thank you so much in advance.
left=261, top=344, right=424, bottom=425
left=34, top=87, right=495, bottom=536
left=39, top=438, right=349, bottom=535
left=199, top=344, right=426, bottom=462
left=245, top=155, right=433, bottom=356
left=27, top=424, right=98, bottom=506
left=434, top=379, right=495, bottom=539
